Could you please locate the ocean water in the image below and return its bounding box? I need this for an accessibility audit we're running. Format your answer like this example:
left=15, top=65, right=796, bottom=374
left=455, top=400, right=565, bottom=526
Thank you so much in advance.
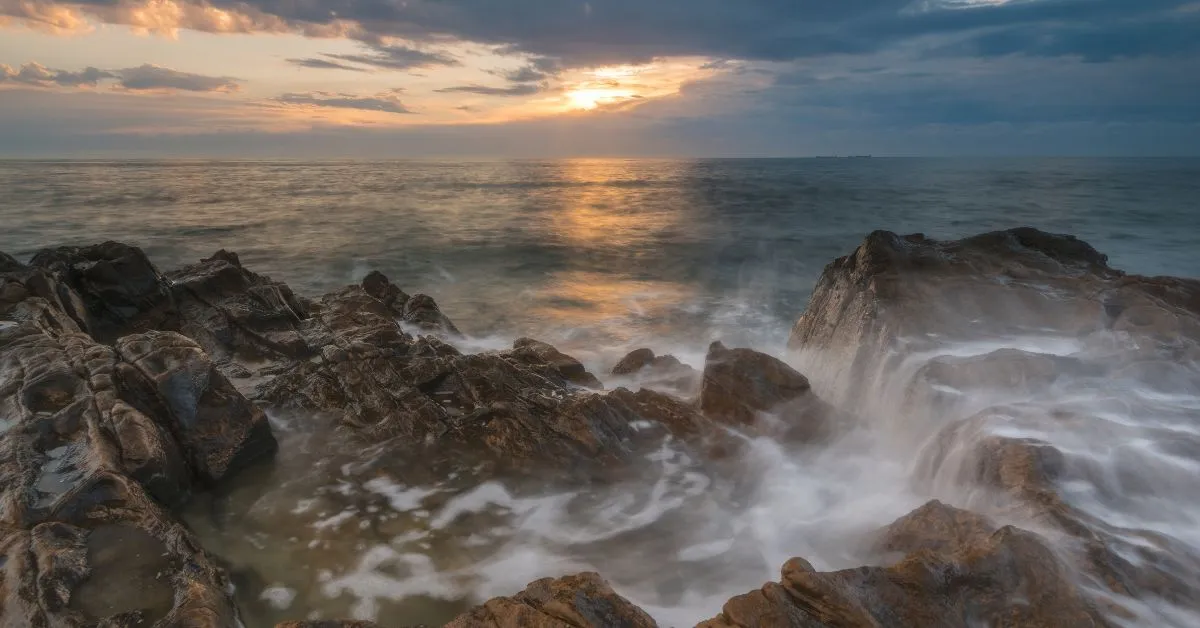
left=3, top=157, right=1200, bottom=626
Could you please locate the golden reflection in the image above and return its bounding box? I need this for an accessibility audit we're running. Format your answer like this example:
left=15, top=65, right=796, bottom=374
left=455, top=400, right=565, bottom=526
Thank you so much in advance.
left=546, top=159, right=688, bottom=249
left=532, top=270, right=694, bottom=333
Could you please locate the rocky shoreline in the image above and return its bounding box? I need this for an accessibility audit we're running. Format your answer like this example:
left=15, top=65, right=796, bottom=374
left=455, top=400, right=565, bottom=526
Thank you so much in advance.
left=2, top=227, right=1199, bottom=627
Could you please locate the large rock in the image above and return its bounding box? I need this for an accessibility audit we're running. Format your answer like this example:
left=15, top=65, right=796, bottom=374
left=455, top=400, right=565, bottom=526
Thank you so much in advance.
left=164, top=249, right=313, bottom=364
left=611, top=348, right=700, bottom=396
left=699, top=342, right=837, bottom=442
left=0, top=313, right=272, bottom=624
left=255, top=284, right=712, bottom=478
left=115, top=331, right=277, bottom=485
left=28, top=242, right=172, bottom=342
left=445, top=572, right=657, bottom=628
left=699, top=500, right=1113, bottom=628
left=788, top=228, right=1200, bottom=400
left=512, top=337, right=603, bottom=389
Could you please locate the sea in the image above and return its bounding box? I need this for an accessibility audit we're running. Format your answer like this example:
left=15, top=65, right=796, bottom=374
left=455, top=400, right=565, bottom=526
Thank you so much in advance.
left=2, top=157, right=1199, bottom=626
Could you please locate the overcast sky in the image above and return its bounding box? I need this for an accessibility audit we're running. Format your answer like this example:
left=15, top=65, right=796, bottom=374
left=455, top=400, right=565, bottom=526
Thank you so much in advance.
left=2, top=0, right=1198, bottom=157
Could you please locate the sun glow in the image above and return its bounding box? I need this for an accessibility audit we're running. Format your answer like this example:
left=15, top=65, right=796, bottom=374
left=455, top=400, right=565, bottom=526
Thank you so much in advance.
left=567, top=87, right=636, bottom=110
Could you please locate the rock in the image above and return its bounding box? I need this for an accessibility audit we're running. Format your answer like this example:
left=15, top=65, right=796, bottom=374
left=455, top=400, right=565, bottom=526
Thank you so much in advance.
left=255, top=285, right=715, bottom=478
left=445, top=572, right=657, bottom=628
left=0, top=278, right=277, bottom=626
left=362, top=270, right=410, bottom=310
left=165, top=250, right=312, bottom=364
left=611, top=348, right=700, bottom=395
left=513, top=337, right=603, bottom=389
left=904, top=348, right=1092, bottom=416
left=916, top=410, right=1200, bottom=614
left=876, top=499, right=997, bottom=556
left=612, top=348, right=656, bottom=375
left=402, top=293, right=460, bottom=335
left=276, top=622, right=384, bottom=628
left=700, top=342, right=809, bottom=427
left=788, top=228, right=1200, bottom=403
left=699, top=342, right=836, bottom=441
left=115, top=331, right=278, bottom=485
left=699, top=501, right=1112, bottom=628
left=0, top=251, right=23, bottom=273
left=27, top=242, right=172, bottom=342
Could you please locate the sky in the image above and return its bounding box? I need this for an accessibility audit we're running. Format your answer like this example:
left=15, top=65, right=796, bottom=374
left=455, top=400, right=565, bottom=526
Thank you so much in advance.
left=1, top=0, right=1198, bottom=157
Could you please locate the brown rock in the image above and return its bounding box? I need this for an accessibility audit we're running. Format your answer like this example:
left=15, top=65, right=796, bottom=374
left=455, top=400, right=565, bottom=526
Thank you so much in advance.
left=513, top=337, right=603, bottom=389
left=700, top=341, right=810, bottom=427
left=362, top=270, right=410, bottom=310
left=0, top=281, right=275, bottom=626
left=445, top=572, right=657, bottom=628
left=699, top=342, right=837, bottom=442
left=402, top=293, right=460, bottom=335
left=115, top=331, right=277, bottom=485
left=699, top=501, right=1112, bottom=628
left=28, top=242, right=171, bottom=342
left=612, top=348, right=657, bottom=375
left=276, top=622, right=385, bottom=628
left=165, top=250, right=312, bottom=364
left=611, top=348, right=700, bottom=395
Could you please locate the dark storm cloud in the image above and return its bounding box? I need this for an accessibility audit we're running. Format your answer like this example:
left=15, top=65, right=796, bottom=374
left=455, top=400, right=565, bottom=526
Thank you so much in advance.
left=114, top=65, right=239, bottom=92
left=435, top=83, right=545, bottom=96
left=273, top=90, right=416, bottom=114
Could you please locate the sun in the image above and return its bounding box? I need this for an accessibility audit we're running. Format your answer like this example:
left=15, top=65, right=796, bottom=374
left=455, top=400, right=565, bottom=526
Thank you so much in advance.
left=567, top=88, right=635, bottom=110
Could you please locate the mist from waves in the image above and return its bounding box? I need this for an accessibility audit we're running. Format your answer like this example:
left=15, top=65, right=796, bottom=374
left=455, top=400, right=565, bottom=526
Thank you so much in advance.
left=183, top=278, right=1200, bottom=628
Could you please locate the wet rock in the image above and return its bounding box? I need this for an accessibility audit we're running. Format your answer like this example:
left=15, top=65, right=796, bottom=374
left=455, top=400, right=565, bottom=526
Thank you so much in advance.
left=0, top=284, right=273, bottom=626
left=402, top=293, right=460, bottom=336
left=876, top=499, right=997, bottom=556
left=362, top=270, right=410, bottom=311
left=699, top=342, right=836, bottom=441
left=917, top=411, right=1200, bottom=613
left=276, top=622, right=385, bottom=628
left=699, top=501, right=1112, bottom=628
left=445, top=572, right=657, bottom=628
left=115, top=331, right=277, bottom=485
left=612, top=348, right=657, bottom=375
left=28, top=242, right=172, bottom=342
left=512, top=337, right=603, bottom=389
left=700, top=342, right=810, bottom=427
left=165, top=250, right=312, bottom=364
left=611, top=348, right=700, bottom=395
left=788, top=228, right=1200, bottom=403
left=0, top=251, right=23, bottom=274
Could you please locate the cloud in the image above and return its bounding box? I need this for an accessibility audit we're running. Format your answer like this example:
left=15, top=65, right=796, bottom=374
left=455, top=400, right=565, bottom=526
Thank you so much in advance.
left=322, top=43, right=459, bottom=70
left=435, top=83, right=545, bottom=96
left=113, top=65, right=239, bottom=92
left=273, top=89, right=416, bottom=114
left=286, top=57, right=370, bottom=72
left=1, top=61, right=239, bottom=93
left=1, top=62, right=111, bottom=87
left=6, top=0, right=1196, bottom=71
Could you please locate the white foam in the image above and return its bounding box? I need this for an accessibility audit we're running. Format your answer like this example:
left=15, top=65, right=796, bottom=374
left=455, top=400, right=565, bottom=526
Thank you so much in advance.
left=363, top=477, right=439, bottom=512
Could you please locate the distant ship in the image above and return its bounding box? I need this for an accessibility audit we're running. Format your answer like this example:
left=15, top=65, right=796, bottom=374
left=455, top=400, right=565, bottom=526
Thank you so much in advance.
left=814, top=155, right=872, bottom=159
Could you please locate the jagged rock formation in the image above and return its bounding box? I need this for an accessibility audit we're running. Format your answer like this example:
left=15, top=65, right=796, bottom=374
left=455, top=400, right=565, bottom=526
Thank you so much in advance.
left=611, top=348, right=700, bottom=395
left=698, top=500, right=1113, bottom=628
left=6, top=227, right=1198, bottom=628
left=0, top=252, right=276, bottom=625
left=784, top=228, right=1200, bottom=624
left=444, top=572, right=657, bottom=628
